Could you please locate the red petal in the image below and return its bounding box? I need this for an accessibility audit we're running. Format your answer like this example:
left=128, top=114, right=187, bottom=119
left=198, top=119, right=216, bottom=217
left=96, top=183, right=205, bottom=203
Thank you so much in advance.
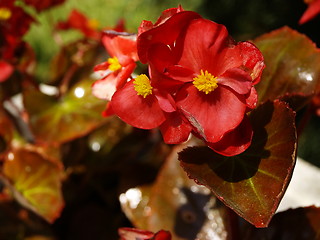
left=102, top=34, right=138, bottom=62
left=206, top=116, right=253, bottom=156
left=159, top=112, right=192, bottom=144
left=177, top=18, right=231, bottom=75
left=137, top=11, right=201, bottom=63
left=176, top=84, right=247, bottom=143
left=111, top=81, right=166, bottom=129
left=102, top=102, right=114, bottom=117
left=0, top=61, right=14, bottom=82
left=153, top=230, right=172, bottom=240
left=94, top=61, right=110, bottom=71
left=218, top=68, right=253, bottom=95
left=147, top=43, right=176, bottom=73
left=154, top=89, right=176, bottom=113
left=166, top=65, right=195, bottom=82
left=154, top=6, right=184, bottom=26
left=92, top=74, right=117, bottom=100
left=299, top=0, right=320, bottom=24
left=118, top=227, right=154, bottom=240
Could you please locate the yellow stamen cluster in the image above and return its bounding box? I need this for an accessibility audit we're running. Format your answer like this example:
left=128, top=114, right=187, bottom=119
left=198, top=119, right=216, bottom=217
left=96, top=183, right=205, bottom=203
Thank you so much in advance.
left=193, top=70, right=218, bottom=94
left=107, top=57, right=122, bottom=71
left=133, top=74, right=153, bottom=98
left=0, top=7, right=12, bottom=20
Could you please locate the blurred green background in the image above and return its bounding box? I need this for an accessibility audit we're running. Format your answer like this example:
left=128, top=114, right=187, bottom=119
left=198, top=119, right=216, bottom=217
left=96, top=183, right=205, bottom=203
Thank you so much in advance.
left=24, top=0, right=318, bottom=81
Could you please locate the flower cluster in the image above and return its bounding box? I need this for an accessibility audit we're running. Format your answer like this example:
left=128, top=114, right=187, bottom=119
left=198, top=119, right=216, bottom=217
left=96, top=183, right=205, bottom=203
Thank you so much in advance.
left=93, top=6, right=265, bottom=156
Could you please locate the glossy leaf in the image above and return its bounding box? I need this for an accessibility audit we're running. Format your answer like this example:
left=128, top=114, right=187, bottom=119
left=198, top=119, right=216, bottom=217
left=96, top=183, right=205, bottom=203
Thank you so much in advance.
left=120, top=143, right=230, bottom=240
left=242, top=206, right=320, bottom=239
left=179, top=101, right=297, bottom=227
left=2, top=146, right=64, bottom=223
left=253, top=26, right=320, bottom=109
left=23, top=78, right=107, bottom=144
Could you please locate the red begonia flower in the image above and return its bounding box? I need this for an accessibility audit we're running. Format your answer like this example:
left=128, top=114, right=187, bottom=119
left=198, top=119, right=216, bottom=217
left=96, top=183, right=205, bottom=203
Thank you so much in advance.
left=142, top=18, right=264, bottom=155
left=92, top=30, right=138, bottom=101
left=118, top=227, right=171, bottom=240
left=0, top=1, right=33, bottom=67
left=299, top=0, right=320, bottom=24
left=168, top=19, right=263, bottom=155
left=0, top=2, right=34, bottom=38
left=23, top=0, right=65, bottom=12
left=0, top=60, right=13, bottom=82
left=56, top=9, right=101, bottom=40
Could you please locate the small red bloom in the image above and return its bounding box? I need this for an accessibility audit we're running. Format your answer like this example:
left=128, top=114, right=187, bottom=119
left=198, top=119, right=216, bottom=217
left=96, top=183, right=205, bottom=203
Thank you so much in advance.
left=56, top=9, right=101, bottom=40
left=118, top=227, right=171, bottom=240
left=0, top=0, right=34, bottom=80
left=0, top=1, right=34, bottom=38
left=92, top=30, right=138, bottom=102
left=299, top=0, right=320, bottom=24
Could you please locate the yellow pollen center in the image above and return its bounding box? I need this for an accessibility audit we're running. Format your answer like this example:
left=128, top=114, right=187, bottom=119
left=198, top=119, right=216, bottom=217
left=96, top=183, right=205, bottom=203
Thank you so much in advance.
left=88, top=19, right=99, bottom=29
left=193, top=70, right=218, bottom=94
left=133, top=74, right=153, bottom=98
left=0, top=7, right=11, bottom=20
left=107, top=57, right=122, bottom=71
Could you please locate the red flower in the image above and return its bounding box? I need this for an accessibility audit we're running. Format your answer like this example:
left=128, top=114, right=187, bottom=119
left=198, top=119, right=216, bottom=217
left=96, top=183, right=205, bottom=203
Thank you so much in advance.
left=56, top=9, right=101, bottom=40
left=0, top=0, right=34, bottom=80
left=118, top=227, right=171, bottom=240
left=109, top=72, right=192, bottom=144
left=0, top=1, right=34, bottom=38
left=92, top=29, right=138, bottom=102
left=299, top=0, right=320, bottom=24
left=142, top=17, right=264, bottom=156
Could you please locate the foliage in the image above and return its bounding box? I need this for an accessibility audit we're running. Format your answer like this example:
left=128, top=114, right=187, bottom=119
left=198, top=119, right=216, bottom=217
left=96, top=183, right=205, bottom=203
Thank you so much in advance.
left=1, top=0, right=320, bottom=239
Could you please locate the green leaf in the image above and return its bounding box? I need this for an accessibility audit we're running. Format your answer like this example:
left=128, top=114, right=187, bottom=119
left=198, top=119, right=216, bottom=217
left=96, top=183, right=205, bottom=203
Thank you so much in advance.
left=120, top=143, right=230, bottom=239
left=3, top=146, right=64, bottom=223
left=179, top=101, right=297, bottom=227
left=23, top=78, right=107, bottom=144
left=253, top=26, right=320, bottom=110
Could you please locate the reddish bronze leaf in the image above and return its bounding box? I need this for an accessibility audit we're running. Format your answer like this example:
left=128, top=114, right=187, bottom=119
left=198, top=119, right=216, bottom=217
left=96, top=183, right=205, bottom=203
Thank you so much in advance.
left=120, top=143, right=230, bottom=240
left=23, top=78, right=107, bottom=144
left=179, top=101, right=297, bottom=227
left=253, top=26, right=320, bottom=109
left=2, top=146, right=64, bottom=223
